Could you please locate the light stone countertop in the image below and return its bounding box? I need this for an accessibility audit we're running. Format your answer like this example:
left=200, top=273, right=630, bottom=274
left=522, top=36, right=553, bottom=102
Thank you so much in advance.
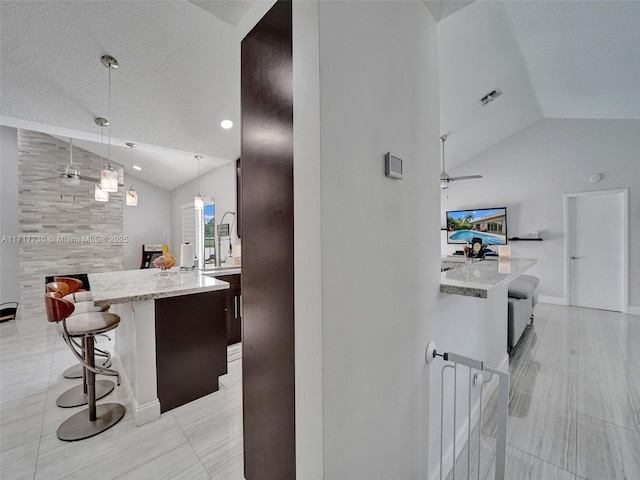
left=201, top=266, right=242, bottom=277
left=440, top=257, right=537, bottom=298
left=89, top=269, right=231, bottom=307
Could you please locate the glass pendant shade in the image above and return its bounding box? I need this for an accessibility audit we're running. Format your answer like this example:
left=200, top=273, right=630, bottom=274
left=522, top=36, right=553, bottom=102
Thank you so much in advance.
left=125, top=143, right=139, bottom=207
left=95, top=184, right=109, bottom=202
left=100, top=168, right=119, bottom=192
left=126, top=188, right=138, bottom=206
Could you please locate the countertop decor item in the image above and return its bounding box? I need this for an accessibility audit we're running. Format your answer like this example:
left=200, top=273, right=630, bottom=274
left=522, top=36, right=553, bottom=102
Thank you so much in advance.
left=153, top=254, right=176, bottom=274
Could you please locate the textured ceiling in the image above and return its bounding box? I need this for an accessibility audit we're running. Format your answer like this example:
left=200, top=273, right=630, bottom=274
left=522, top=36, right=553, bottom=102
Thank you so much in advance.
left=3, top=1, right=638, bottom=188
left=0, top=0, right=273, bottom=190
left=438, top=0, right=640, bottom=170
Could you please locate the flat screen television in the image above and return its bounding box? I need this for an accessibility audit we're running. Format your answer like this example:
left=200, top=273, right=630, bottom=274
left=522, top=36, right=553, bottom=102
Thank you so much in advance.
left=446, top=207, right=507, bottom=245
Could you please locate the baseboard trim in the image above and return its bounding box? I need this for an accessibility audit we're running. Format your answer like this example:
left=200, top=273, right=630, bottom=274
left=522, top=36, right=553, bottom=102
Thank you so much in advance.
left=628, top=306, right=640, bottom=316
left=112, top=356, right=161, bottom=426
left=538, top=295, right=566, bottom=305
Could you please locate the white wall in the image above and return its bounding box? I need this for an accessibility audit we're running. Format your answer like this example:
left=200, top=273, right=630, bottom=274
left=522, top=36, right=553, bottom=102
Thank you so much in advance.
left=293, top=1, right=323, bottom=478
left=315, top=2, right=441, bottom=477
left=441, top=118, right=640, bottom=310
left=122, top=175, right=172, bottom=270
left=0, top=126, right=20, bottom=303
left=170, top=161, right=237, bottom=265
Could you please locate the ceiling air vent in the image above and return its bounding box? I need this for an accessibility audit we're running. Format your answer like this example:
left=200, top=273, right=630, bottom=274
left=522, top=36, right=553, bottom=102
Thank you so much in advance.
left=480, top=89, right=502, bottom=106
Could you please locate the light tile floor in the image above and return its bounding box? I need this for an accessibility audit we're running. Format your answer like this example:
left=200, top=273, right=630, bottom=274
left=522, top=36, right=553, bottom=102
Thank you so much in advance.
left=1, top=308, right=244, bottom=480
left=2, top=304, right=640, bottom=479
left=468, top=303, right=640, bottom=480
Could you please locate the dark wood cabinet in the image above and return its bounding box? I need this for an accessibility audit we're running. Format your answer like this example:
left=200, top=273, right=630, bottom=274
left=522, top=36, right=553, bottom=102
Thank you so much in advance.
left=155, top=291, right=227, bottom=413
left=215, top=274, right=242, bottom=345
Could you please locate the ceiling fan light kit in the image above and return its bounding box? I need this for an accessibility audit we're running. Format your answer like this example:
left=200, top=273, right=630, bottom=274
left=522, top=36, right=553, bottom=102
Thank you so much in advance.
left=440, top=134, right=483, bottom=189
left=61, top=138, right=81, bottom=186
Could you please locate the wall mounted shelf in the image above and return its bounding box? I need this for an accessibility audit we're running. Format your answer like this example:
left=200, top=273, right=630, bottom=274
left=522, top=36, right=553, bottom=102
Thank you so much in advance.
left=508, top=237, right=543, bottom=241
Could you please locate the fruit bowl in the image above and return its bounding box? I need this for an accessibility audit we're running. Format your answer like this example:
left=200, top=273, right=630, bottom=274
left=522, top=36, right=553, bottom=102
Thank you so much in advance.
left=153, top=254, right=176, bottom=274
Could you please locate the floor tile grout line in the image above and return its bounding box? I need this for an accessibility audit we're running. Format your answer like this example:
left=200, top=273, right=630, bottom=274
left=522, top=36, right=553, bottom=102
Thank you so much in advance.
left=33, top=337, right=57, bottom=480
left=171, top=411, right=215, bottom=480
left=507, top=443, right=577, bottom=477
left=575, top=410, right=640, bottom=436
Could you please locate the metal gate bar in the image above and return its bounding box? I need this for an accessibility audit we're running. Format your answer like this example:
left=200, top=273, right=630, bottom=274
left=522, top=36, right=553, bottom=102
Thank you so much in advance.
left=427, top=345, right=509, bottom=480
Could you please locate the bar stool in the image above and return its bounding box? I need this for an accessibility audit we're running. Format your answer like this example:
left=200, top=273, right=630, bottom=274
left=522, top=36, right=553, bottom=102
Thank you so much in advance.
left=45, top=292, right=125, bottom=441
left=47, top=280, right=112, bottom=380
left=54, top=276, right=85, bottom=293
left=46, top=282, right=115, bottom=408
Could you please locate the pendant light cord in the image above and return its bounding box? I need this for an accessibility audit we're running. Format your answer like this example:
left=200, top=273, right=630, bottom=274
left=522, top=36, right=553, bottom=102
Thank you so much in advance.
left=100, top=125, right=104, bottom=170
left=107, top=64, right=112, bottom=168
left=197, top=155, right=201, bottom=196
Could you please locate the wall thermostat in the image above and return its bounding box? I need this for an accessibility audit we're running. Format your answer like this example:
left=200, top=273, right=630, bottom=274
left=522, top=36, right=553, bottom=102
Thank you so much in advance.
left=385, top=152, right=403, bottom=179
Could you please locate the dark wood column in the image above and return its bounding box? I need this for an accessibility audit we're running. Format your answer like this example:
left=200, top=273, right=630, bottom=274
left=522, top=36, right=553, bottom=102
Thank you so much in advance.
left=240, top=1, right=295, bottom=478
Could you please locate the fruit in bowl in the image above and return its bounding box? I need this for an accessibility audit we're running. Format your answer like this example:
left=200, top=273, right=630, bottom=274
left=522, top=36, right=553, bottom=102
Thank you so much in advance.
left=153, top=254, right=175, bottom=271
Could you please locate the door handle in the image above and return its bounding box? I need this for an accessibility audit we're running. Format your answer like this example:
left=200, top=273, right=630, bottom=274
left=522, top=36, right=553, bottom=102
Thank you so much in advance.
left=571, top=256, right=581, bottom=259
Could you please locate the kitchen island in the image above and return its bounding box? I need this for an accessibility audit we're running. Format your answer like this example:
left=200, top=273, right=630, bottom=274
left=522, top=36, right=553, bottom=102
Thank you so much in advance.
left=89, top=269, right=231, bottom=426
left=440, top=257, right=536, bottom=298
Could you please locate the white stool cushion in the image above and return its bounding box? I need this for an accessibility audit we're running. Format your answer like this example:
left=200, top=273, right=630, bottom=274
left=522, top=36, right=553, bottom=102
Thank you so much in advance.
left=57, top=312, right=120, bottom=336
left=63, top=292, right=94, bottom=303
left=68, top=301, right=108, bottom=315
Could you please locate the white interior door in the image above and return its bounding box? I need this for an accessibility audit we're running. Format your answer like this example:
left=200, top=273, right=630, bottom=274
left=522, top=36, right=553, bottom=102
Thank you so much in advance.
left=567, top=191, right=626, bottom=311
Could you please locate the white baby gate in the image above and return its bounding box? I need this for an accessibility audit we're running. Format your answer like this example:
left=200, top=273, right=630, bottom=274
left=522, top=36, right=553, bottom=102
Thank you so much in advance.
left=426, top=343, right=510, bottom=480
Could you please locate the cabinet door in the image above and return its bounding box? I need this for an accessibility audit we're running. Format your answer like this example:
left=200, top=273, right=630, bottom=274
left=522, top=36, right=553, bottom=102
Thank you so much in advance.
left=215, top=274, right=242, bottom=345
left=227, top=286, right=242, bottom=345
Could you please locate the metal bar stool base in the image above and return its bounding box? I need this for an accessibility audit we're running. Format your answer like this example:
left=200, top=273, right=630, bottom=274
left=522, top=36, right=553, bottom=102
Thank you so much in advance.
left=63, top=360, right=111, bottom=379
left=56, top=380, right=115, bottom=408
left=56, top=403, right=125, bottom=441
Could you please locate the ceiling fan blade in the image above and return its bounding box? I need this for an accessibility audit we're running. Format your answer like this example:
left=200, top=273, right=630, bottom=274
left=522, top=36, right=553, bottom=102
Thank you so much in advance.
left=450, top=174, right=483, bottom=181
left=80, top=176, right=100, bottom=183
left=24, top=176, right=60, bottom=183
left=81, top=176, right=125, bottom=188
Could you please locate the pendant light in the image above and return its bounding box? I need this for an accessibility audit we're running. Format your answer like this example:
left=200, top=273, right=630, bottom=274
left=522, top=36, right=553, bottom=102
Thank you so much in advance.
left=94, top=117, right=110, bottom=202
left=100, top=55, right=119, bottom=193
left=125, top=142, right=138, bottom=206
left=194, top=155, right=204, bottom=209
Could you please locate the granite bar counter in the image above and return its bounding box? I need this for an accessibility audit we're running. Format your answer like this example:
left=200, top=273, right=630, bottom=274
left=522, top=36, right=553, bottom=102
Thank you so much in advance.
left=90, top=268, right=230, bottom=306
left=89, top=269, right=232, bottom=425
left=440, top=257, right=536, bottom=298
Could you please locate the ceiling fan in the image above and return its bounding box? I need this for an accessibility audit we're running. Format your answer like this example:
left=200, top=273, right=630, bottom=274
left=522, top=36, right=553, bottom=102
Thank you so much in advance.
left=26, top=138, right=122, bottom=188
left=440, top=134, right=483, bottom=189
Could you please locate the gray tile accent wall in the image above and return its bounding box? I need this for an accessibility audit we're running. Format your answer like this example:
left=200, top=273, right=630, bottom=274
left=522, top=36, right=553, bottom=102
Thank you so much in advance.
left=18, top=130, right=124, bottom=315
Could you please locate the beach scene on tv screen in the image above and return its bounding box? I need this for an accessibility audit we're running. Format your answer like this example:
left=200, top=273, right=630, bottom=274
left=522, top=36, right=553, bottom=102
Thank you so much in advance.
left=447, top=208, right=507, bottom=245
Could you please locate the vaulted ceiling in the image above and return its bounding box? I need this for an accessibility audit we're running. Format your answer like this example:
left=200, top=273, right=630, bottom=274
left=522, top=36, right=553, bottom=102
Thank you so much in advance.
left=2, top=1, right=638, bottom=189
left=0, top=0, right=270, bottom=190
left=434, top=0, right=640, bottom=170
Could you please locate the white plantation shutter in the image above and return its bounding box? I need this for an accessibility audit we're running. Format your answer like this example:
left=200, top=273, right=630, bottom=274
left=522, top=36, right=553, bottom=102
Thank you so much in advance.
left=182, top=205, right=196, bottom=246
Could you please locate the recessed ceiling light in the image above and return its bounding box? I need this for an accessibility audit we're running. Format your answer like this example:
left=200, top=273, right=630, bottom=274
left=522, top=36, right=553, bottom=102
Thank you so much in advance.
left=220, top=119, right=233, bottom=129
left=133, top=165, right=142, bottom=171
